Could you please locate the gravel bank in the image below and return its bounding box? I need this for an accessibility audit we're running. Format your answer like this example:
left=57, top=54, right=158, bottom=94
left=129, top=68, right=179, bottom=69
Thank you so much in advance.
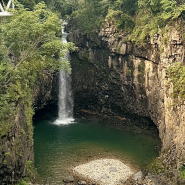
left=73, top=159, right=134, bottom=185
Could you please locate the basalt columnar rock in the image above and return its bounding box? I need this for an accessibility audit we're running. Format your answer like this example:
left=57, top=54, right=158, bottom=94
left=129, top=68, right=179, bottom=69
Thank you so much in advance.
left=0, top=106, right=34, bottom=185
left=33, top=71, right=59, bottom=116
left=0, top=72, right=59, bottom=184
left=66, top=20, right=185, bottom=184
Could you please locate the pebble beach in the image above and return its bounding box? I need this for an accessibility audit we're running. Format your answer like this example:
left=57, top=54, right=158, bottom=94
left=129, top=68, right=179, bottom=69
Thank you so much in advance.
left=73, top=159, right=135, bottom=185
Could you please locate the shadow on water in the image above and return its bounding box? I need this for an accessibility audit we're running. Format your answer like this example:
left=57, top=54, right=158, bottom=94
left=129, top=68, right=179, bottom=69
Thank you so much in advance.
left=33, top=114, right=161, bottom=184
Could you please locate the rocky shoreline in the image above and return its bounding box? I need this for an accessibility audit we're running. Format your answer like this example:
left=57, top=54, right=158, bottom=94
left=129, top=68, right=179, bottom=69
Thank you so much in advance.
left=30, top=157, right=166, bottom=185
left=61, top=158, right=158, bottom=185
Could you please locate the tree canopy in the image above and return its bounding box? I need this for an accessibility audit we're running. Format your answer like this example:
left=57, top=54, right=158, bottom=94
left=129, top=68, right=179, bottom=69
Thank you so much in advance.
left=42, top=0, right=185, bottom=42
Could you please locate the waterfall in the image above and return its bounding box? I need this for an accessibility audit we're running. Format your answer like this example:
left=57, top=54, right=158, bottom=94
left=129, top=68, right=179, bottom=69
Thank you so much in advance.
left=54, top=24, right=74, bottom=125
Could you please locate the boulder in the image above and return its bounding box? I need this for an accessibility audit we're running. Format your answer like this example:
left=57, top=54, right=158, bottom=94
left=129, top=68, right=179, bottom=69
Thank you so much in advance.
left=63, top=176, right=75, bottom=183
left=132, top=171, right=143, bottom=181
left=78, top=181, right=87, bottom=185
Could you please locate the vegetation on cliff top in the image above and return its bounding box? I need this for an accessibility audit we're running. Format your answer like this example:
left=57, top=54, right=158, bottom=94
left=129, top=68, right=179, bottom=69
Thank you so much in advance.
left=45, top=0, right=185, bottom=103
left=44, top=0, right=185, bottom=103
left=42, top=0, right=185, bottom=43
left=0, top=2, right=74, bottom=138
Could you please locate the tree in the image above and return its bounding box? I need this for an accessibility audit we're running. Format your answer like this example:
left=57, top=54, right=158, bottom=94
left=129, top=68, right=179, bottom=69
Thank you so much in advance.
left=18, top=0, right=36, bottom=9
left=138, top=0, right=161, bottom=14
left=112, top=0, right=138, bottom=15
left=0, top=2, right=75, bottom=137
left=72, top=0, right=109, bottom=33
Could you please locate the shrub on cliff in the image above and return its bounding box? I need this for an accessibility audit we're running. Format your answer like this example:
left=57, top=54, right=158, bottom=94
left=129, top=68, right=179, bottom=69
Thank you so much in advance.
left=71, top=0, right=109, bottom=34
left=106, top=9, right=135, bottom=32
left=168, top=62, right=185, bottom=102
left=130, top=0, right=185, bottom=44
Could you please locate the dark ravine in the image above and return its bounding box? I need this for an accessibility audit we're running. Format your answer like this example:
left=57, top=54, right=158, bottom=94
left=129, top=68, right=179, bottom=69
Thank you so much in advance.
left=0, top=72, right=59, bottom=184
left=66, top=20, right=185, bottom=184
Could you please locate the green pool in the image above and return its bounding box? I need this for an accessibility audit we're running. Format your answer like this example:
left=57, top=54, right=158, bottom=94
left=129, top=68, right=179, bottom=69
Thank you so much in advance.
left=33, top=118, right=160, bottom=184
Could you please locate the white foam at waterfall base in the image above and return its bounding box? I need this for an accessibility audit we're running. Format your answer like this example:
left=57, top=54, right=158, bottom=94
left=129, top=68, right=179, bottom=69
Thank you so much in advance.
left=53, top=118, right=75, bottom=125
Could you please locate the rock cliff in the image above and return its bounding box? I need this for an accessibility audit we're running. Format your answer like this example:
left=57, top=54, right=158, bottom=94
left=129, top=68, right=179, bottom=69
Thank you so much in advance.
left=0, top=72, right=58, bottom=184
left=66, top=20, right=185, bottom=184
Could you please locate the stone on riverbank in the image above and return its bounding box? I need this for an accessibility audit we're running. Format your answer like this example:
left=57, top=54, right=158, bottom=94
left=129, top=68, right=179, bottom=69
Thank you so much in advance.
left=78, top=180, right=87, bottom=185
left=73, top=159, right=134, bottom=185
left=132, top=171, right=143, bottom=181
left=63, top=176, right=75, bottom=183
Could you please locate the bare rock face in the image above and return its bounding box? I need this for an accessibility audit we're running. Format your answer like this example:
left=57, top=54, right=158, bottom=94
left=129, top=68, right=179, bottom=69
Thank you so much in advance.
left=33, top=71, right=59, bottom=111
left=66, top=20, right=185, bottom=184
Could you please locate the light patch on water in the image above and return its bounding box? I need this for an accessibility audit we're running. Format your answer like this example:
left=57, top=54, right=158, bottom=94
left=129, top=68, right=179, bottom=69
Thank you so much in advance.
left=53, top=118, right=75, bottom=125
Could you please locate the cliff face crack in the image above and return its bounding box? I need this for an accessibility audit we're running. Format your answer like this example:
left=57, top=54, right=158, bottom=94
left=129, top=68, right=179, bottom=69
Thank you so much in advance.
left=134, top=55, right=159, bottom=64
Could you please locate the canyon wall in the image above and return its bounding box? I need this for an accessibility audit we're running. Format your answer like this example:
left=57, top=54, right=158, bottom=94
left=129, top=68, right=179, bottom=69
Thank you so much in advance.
left=0, top=73, right=58, bottom=184
left=67, top=21, right=185, bottom=184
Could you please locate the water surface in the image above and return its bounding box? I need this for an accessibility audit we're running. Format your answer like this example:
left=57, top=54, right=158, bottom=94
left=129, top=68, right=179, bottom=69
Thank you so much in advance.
left=34, top=118, right=160, bottom=184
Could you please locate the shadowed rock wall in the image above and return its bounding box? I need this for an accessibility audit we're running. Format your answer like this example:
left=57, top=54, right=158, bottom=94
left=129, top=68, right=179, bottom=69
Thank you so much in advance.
left=66, top=20, right=185, bottom=184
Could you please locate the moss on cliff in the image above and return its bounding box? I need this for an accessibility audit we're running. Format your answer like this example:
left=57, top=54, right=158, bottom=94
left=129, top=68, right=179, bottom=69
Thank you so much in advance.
left=147, top=157, right=164, bottom=174
left=168, top=62, right=185, bottom=103
left=138, top=61, right=145, bottom=84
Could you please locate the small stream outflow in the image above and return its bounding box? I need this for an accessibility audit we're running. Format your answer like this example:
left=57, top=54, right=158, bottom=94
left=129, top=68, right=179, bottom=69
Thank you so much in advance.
left=54, top=25, right=74, bottom=125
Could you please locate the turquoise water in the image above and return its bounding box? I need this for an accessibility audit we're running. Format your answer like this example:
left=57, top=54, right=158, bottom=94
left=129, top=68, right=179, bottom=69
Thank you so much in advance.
left=33, top=118, right=160, bottom=184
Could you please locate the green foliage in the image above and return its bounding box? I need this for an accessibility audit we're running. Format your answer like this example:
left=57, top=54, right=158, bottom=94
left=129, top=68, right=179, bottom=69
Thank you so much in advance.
left=147, top=157, right=164, bottom=174
left=3, top=160, right=7, bottom=165
left=16, top=179, right=29, bottom=185
left=5, top=152, right=10, bottom=156
left=50, top=0, right=79, bottom=17
left=168, top=62, right=185, bottom=102
left=106, top=9, right=135, bottom=31
left=138, top=61, right=145, bottom=83
left=0, top=2, right=75, bottom=138
left=138, top=0, right=161, bottom=14
left=18, top=0, right=36, bottom=9
left=110, top=0, right=138, bottom=15
left=131, top=0, right=185, bottom=44
left=127, top=69, right=132, bottom=77
left=25, top=161, right=35, bottom=179
left=72, top=0, right=108, bottom=34
left=179, top=166, right=185, bottom=179
left=34, top=0, right=185, bottom=44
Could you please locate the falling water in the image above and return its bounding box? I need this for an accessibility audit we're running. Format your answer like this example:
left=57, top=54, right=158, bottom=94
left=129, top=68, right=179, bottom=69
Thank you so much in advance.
left=54, top=23, right=74, bottom=125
